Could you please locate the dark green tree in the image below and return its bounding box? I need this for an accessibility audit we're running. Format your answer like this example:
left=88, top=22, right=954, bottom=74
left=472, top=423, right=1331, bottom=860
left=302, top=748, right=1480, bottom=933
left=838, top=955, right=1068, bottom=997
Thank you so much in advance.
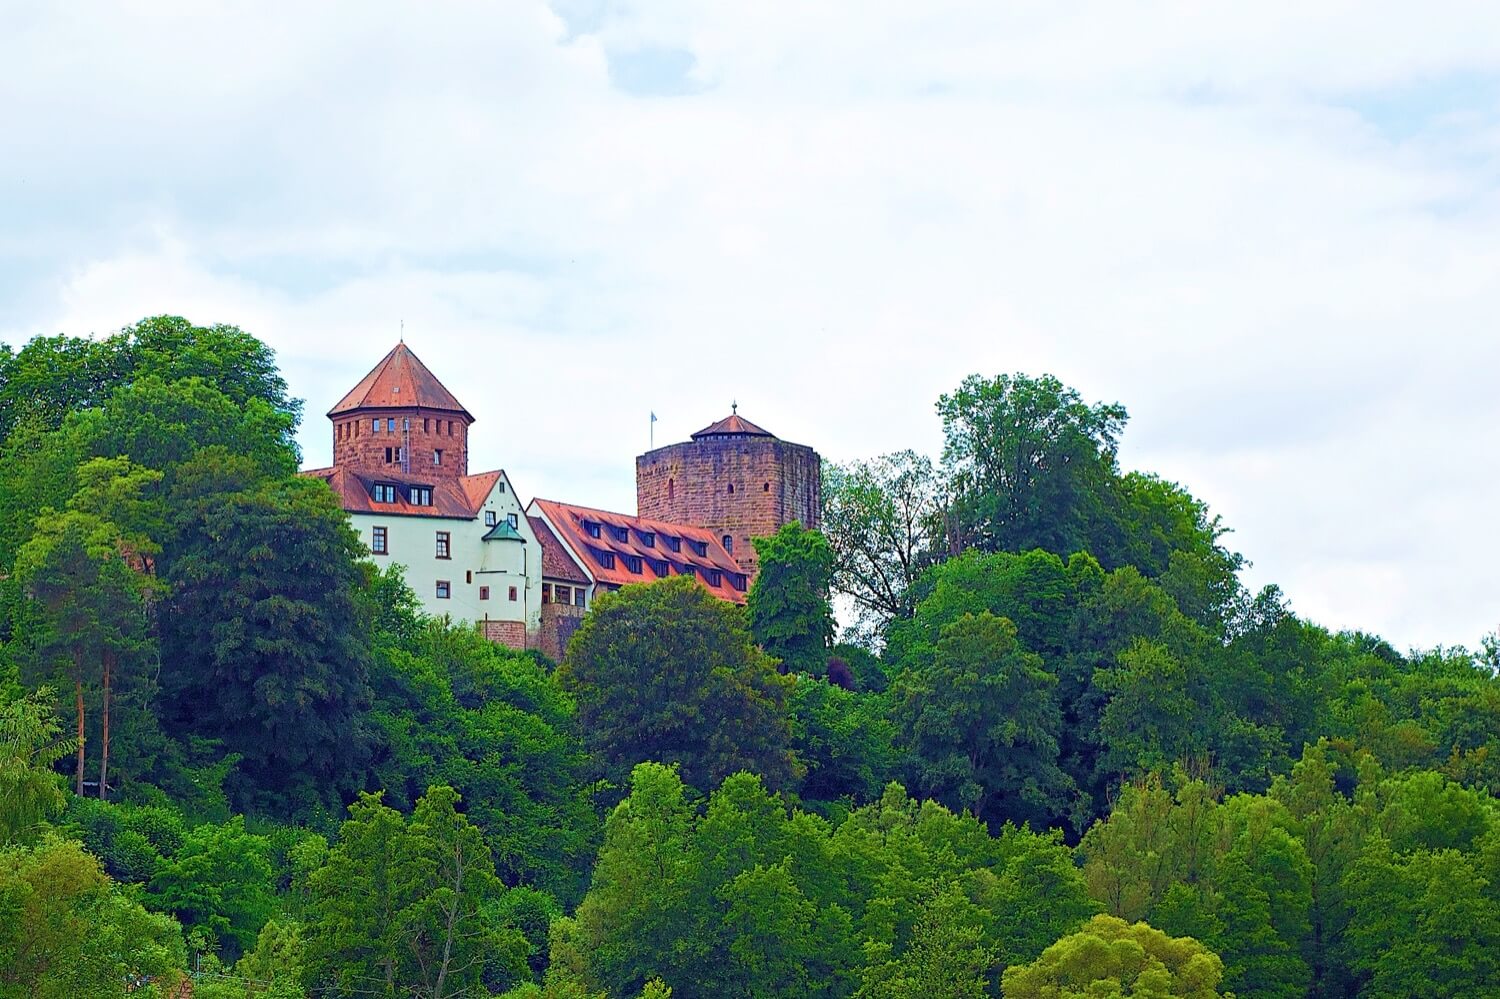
left=158, top=468, right=372, bottom=811
left=747, top=522, right=835, bottom=676
left=892, top=612, right=1073, bottom=828
left=557, top=576, right=798, bottom=792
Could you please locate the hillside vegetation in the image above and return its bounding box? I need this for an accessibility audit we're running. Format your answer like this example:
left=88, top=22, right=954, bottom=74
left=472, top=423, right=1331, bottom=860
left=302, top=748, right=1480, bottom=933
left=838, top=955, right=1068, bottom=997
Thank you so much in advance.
left=2, top=318, right=1497, bottom=998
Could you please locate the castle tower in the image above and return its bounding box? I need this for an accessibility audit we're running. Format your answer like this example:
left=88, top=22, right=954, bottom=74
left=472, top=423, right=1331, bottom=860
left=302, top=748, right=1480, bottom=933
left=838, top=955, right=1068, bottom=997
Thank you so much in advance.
left=328, top=343, right=473, bottom=480
left=636, top=409, right=821, bottom=577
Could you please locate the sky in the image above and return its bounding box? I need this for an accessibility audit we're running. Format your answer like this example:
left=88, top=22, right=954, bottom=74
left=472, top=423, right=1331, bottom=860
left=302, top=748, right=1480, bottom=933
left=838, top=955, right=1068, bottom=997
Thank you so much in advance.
left=3, top=1, right=1498, bottom=651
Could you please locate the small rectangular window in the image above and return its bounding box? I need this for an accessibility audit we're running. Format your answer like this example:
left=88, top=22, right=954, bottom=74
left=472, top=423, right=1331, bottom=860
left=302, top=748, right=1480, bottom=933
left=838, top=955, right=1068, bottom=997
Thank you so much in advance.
left=508, top=586, right=518, bottom=601
left=625, top=555, right=643, bottom=574
left=498, top=480, right=506, bottom=493
left=434, top=450, right=443, bottom=466
left=640, top=532, right=655, bottom=548
left=384, top=447, right=393, bottom=463
left=479, top=585, right=490, bottom=600
left=387, top=418, right=396, bottom=432
left=584, top=521, right=601, bottom=539
left=663, top=536, right=681, bottom=552
left=508, top=513, right=519, bottom=529
left=689, top=540, right=708, bottom=557
left=423, top=418, right=429, bottom=433
left=409, top=487, right=432, bottom=506
left=556, top=585, right=571, bottom=605
left=485, top=510, right=497, bottom=526
left=371, top=526, right=388, bottom=555
left=542, top=583, right=552, bottom=604
left=436, top=580, right=451, bottom=599
left=435, top=532, right=451, bottom=559
left=466, top=570, right=472, bottom=584
left=610, top=525, right=629, bottom=543
left=372, top=484, right=397, bottom=503
left=574, top=588, right=585, bottom=607
left=705, top=569, right=722, bottom=586
left=596, top=550, right=616, bottom=569
left=372, top=418, right=381, bottom=433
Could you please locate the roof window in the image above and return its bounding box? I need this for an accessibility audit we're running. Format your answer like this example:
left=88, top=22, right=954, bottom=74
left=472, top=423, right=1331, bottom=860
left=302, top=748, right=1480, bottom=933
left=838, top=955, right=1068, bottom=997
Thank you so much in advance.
left=663, top=535, right=681, bottom=552
left=609, top=524, right=630, bottom=543
left=640, top=531, right=655, bottom=548
left=372, top=483, right=397, bottom=503
left=584, top=520, right=602, bottom=539
left=689, top=540, right=708, bottom=557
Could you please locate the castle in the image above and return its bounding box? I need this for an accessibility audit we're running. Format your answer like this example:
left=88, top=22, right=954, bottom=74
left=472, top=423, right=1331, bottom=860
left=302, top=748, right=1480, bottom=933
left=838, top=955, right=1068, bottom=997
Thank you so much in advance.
left=304, top=343, right=821, bottom=659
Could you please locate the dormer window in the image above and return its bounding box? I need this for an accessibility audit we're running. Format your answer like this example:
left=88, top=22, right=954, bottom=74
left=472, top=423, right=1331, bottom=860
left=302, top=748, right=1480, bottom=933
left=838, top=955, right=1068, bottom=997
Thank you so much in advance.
left=648, top=558, right=669, bottom=577
left=584, top=521, right=601, bottom=539
left=595, top=549, right=616, bottom=569
left=663, top=535, right=681, bottom=552
left=409, top=486, right=433, bottom=506
left=705, top=569, right=722, bottom=586
left=678, top=564, right=696, bottom=578
left=372, top=483, right=397, bottom=503
left=624, top=554, right=643, bottom=574
left=731, top=573, right=748, bottom=592
left=640, top=531, right=655, bottom=548
left=689, top=540, right=708, bottom=557
left=609, top=524, right=629, bottom=543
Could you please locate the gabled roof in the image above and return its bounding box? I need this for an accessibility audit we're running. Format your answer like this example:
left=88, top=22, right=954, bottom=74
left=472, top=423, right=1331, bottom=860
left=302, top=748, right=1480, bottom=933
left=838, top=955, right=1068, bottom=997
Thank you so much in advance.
left=304, top=466, right=505, bottom=520
left=329, top=343, right=474, bottom=420
left=531, top=498, right=748, bottom=604
left=691, top=412, right=775, bottom=439
left=529, top=516, right=591, bottom=584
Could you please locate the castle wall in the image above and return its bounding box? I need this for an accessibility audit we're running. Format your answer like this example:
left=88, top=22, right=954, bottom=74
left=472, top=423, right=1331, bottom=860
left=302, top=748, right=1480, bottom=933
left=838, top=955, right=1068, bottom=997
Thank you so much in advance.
left=333, top=408, right=470, bottom=480
left=636, top=437, right=821, bottom=576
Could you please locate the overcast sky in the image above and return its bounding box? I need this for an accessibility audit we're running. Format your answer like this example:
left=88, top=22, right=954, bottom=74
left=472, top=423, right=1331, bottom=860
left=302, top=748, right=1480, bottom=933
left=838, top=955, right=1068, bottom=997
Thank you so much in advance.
left=3, top=2, right=1498, bottom=651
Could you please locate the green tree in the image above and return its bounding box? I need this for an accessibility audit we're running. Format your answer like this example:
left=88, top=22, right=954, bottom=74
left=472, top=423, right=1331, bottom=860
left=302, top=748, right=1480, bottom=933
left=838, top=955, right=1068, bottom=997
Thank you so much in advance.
left=786, top=677, right=898, bottom=803
left=892, top=612, right=1073, bottom=828
left=937, top=373, right=1126, bottom=558
left=822, top=452, right=944, bottom=641
left=159, top=469, right=372, bottom=811
left=558, top=576, right=798, bottom=792
left=148, top=816, right=275, bottom=959
left=748, top=522, right=836, bottom=676
left=0, top=690, right=73, bottom=844
left=13, top=507, right=157, bottom=799
left=0, top=836, right=186, bottom=997
left=856, top=886, right=993, bottom=999
left=305, top=785, right=526, bottom=998
left=1001, top=914, right=1226, bottom=999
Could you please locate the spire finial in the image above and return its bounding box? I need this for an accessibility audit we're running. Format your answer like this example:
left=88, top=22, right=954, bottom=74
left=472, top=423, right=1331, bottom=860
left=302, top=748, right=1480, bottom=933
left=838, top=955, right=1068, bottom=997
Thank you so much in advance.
left=732, top=399, right=738, bottom=415
left=399, top=318, right=404, bottom=343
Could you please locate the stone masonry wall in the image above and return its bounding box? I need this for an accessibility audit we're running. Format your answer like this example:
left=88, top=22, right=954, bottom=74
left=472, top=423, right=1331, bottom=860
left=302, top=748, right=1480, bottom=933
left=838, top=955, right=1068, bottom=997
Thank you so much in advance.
left=481, top=618, right=527, bottom=651
left=536, top=601, right=587, bottom=662
left=333, top=409, right=470, bottom=480
left=636, top=437, right=821, bottom=577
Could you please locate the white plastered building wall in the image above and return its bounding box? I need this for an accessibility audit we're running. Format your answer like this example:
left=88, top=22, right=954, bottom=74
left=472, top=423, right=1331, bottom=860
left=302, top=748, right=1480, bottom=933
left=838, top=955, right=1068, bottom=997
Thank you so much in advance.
left=349, top=470, right=542, bottom=634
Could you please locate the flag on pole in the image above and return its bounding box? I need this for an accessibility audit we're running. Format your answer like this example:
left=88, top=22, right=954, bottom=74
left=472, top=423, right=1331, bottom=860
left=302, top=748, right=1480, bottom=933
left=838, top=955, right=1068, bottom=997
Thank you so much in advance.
left=650, top=411, right=657, bottom=447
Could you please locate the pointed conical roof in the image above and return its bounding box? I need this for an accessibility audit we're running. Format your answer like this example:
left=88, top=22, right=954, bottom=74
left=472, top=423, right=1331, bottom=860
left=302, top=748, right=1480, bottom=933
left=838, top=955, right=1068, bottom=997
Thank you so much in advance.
left=691, top=412, right=775, bottom=439
left=328, top=343, right=473, bottom=420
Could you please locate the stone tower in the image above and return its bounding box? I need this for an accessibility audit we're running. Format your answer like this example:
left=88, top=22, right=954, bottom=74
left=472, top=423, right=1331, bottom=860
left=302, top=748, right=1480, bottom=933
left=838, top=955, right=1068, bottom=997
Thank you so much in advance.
left=328, top=342, right=474, bottom=480
left=636, top=409, right=821, bottom=577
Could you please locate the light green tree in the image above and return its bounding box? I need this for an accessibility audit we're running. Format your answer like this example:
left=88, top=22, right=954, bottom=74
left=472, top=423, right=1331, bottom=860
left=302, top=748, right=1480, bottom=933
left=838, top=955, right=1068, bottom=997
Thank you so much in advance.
left=1001, top=914, right=1226, bottom=999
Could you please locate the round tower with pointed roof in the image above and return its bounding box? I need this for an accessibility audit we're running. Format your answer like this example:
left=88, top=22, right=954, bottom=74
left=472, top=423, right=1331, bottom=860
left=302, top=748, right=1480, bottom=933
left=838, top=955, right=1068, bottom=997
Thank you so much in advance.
left=636, top=408, right=821, bottom=577
left=330, top=343, right=474, bottom=481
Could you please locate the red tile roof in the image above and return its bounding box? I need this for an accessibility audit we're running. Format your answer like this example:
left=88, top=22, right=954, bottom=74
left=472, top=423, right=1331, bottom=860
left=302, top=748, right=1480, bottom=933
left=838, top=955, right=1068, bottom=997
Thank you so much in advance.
left=329, top=343, right=473, bottom=420
left=692, top=412, right=775, bottom=439
left=305, top=466, right=503, bottom=520
left=528, top=516, right=591, bottom=584
left=531, top=498, right=749, bottom=603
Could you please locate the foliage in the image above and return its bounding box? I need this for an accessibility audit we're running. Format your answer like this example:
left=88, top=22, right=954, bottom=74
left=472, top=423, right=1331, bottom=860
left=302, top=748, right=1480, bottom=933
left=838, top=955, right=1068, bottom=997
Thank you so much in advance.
left=1001, top=914, right=1227, bottom=998
left=558, top=576, right=799, bottom=793
left=0, top=835, right=186, bottom=997
left=748, top=522, right=836, bottom=676
left=821, top=451, right=944, bottom=643
left=0, top=689, right=73, bottom=845
left=304, top=785, right=528, bottom=998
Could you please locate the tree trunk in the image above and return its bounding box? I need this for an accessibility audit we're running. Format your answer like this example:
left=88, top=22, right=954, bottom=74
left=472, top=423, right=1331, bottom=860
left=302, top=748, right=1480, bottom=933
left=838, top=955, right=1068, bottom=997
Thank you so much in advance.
left=99, top=650, right=112, bottom=800
left=74, top=672, right=85, bottom=797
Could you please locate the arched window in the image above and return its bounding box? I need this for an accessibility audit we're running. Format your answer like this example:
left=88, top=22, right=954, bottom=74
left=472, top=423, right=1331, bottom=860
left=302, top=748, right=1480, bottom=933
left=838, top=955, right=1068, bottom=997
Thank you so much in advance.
left=667, top=478, right=675, bottom=500
left=727, top=483, right=735, bottom=494
left=762, top=482, right=770, bottom=492
left=723, top=535, right=734, bottom=554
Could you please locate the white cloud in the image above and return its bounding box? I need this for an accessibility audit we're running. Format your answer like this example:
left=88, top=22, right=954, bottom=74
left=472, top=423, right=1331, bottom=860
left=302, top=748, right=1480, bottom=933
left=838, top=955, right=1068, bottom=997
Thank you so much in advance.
left=3, top=1, right=1499, bottom=649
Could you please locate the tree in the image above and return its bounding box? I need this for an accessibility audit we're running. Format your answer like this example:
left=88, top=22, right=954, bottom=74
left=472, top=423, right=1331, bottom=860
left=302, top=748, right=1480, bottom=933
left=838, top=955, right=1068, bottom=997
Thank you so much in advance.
left=557, top=576, right=798, bottom=792
left=747, top=522, right=835, bottom=676
left=0, top=836, right=186, bottom=997
left=0, top=690, right=73, bottom=844
left=937, top=373, right=1126, bottom=558
left=1001, top=915, right=1226, bottom=999
left=148, top=816, right=275, bottom=959
left=821, top=452, right=944, bottom=642
left=159, top=468, right=372, bottom=811
left=13, top=507, right=157, bottom=799
left=892, top=612, right=1073, bottom=828
left=856, top=886, right=993, bottom=999
left=305, top=785, right=527, bottom=998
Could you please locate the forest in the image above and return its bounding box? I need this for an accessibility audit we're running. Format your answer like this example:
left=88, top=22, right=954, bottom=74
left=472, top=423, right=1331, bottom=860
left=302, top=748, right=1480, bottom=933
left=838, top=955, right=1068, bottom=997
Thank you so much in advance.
left=1, top=316, right=1498, bottom=998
